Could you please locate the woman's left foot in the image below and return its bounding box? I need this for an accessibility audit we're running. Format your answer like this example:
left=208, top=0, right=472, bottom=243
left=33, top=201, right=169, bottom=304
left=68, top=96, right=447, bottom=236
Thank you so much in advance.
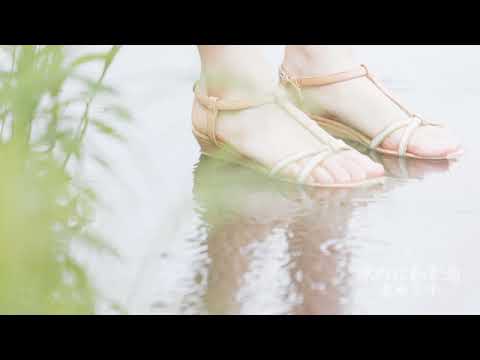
left=282, top=46, right=462, bottom=159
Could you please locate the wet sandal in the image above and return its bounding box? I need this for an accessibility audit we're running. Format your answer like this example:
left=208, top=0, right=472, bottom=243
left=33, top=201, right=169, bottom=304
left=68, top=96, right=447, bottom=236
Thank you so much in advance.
left=279, top=64, right=463, bottom=160
left=192, top=82, right=384, bottom=188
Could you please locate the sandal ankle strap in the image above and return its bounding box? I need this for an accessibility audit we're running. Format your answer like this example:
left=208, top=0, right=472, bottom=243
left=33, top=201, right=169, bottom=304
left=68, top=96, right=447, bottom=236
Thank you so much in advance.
left=280, top=64, right=369, bottom=88
left=193, top=81, right=277, bottom=146
left=193, top=81, right=276, bottom=111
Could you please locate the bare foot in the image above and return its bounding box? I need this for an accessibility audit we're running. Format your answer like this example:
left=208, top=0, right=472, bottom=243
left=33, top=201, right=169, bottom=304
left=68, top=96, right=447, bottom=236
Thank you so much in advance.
left=282, top=46, right=462, bottom=159
left=194, top=46, right=384, bottom=186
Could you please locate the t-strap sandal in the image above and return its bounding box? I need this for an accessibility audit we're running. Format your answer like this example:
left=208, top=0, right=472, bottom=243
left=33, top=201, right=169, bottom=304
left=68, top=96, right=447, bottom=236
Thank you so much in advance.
left=192, top=82, right=384, bottom=188
left=279, top=64, right=463, bottom=160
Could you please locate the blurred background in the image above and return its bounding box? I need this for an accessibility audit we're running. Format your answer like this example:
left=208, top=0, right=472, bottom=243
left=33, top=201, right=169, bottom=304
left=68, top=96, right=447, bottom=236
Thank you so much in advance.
left=1, top=46, right=479, bottom=314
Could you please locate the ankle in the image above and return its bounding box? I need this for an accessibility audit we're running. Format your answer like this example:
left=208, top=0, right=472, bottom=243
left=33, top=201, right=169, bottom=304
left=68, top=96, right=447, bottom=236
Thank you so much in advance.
left=197, top=45, right=276, bottom=99
left=283, top=45, right=356, bottom=78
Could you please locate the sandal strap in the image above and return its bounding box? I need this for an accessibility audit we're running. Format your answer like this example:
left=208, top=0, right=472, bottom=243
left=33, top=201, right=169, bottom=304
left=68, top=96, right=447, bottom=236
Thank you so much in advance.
left=369, top=119, right=412, bottom=150
left=297, top=150, right=337, bottom=184
left=280, top=64, right=444, bottom=156
left=280, top=65, right=369, bottom=88
left=276, top=95, right=349, bottom=152
left=369, top=115, right=438, bottom=156
left=270, top=148, right=348, bottom=185
left=399, top=117, right=423, bottom=156
left=269, top=150, right=322, bottom=177
left=193, top=81, right=275, bottom=111
left=194, top=81, right=276, bottom=146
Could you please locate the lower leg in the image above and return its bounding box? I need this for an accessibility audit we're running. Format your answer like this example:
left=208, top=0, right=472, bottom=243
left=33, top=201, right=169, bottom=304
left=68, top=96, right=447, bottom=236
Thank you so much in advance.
left=283, top=45, right=355, bottom=77
left=197, top=46, right=276, bottom=98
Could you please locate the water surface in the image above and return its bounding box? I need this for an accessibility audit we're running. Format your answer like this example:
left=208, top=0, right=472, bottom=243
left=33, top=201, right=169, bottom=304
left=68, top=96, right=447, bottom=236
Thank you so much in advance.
left=81, top=46, right=480, bottom=314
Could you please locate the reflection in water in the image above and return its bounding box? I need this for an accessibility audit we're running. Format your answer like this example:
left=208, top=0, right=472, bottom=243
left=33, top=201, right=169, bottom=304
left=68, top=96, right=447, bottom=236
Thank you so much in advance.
left=192, top=155, right=377, bottom=314
left=184, top=151, right=453, bottom=315
left=353, top=142, right=452, bottom=181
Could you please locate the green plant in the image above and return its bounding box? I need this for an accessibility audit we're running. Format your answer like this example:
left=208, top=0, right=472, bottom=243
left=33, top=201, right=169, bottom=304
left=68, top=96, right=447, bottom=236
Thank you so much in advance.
left=0, top=45, right=128, bottom=314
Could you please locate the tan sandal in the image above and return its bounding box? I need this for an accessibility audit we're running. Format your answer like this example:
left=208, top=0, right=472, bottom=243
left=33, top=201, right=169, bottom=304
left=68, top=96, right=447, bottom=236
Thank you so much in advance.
left=279, top=64, right=463, bottom=160
left=192, top=82, right=384, bottom=188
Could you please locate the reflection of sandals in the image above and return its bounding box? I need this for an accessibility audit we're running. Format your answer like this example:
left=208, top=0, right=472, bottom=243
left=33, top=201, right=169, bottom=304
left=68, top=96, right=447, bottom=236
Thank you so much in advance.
left=368, top=151, right=451, bottom=179
left=279, top=64, right=463, bottom=160
left=193, top=155, right=381, bottom=216
left=192, top=82, right=384, bottom=188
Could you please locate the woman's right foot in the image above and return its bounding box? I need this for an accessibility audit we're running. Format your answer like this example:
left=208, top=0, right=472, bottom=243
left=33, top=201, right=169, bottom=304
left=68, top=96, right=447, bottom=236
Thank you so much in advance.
left=193, top=84, right=384, bottom=185
left=194, top=46, right=384, bottom=186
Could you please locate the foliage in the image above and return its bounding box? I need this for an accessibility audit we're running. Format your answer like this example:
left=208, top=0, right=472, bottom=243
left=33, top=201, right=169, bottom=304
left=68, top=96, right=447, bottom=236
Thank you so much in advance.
left=0, top=45, right=127, bottom=314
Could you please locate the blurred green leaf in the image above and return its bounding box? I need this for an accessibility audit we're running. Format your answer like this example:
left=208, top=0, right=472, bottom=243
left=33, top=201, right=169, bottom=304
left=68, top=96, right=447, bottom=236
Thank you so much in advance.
left=69, top=53, right=108, bottom=68
left=92, top=119, right=126, bottom=142
left=0, top=45, right=126, bottom=314
left=102, top=104, right=133, bottom=122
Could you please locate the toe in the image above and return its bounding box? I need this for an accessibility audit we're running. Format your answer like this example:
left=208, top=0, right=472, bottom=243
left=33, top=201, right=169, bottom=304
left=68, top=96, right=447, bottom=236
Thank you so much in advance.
left=346, top=151, right=385, bottom=178
left=284, top=163, right=302, bottom=179
left=406, top=126, right=461, bottom=158
left=337, top=154, right=367, bottom=182
left=323, top=155, right=352, bottom=184
left=312, top=167, right=334, bottom=185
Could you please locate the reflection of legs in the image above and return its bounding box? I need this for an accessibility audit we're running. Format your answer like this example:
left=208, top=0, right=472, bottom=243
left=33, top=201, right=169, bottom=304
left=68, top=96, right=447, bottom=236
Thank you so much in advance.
left=287, top=189, right=358, bottom=315
left=203, top=205, right=295, bottom=314
left=199, top=183, right=356, bottom=314
left=194, top=46, right=384, bottom=186
left=289, top=236, right=342, bottom=315
left=282, top=45, right=461, bottom=158
left=195, top=159, right=298, bottom=314
left=204, top=221, right=267, bottom=315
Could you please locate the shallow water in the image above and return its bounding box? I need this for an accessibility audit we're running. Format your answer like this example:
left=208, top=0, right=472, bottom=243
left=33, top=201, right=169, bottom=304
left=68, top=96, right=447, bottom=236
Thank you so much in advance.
left=80, top=46, right=480, bottom=314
